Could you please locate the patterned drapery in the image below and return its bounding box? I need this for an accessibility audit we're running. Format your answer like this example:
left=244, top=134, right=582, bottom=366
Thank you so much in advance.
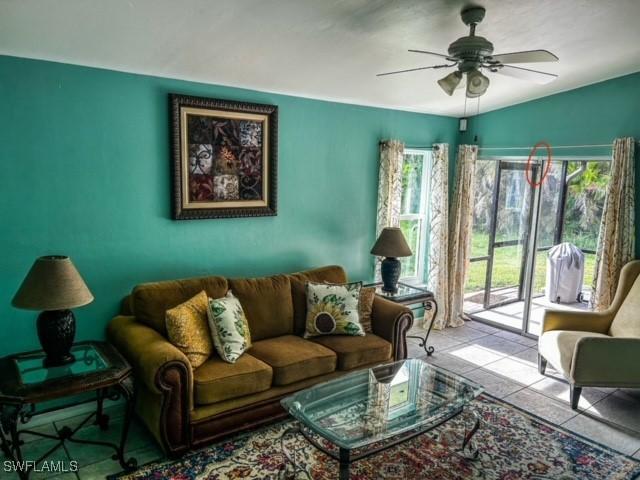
left=591, top=137, right=636, bottom=310
left=424, top=144, right=449, bottom=329
left=375, top=140, right=405, bottom=280
left=438, top=144, right=477, bottom=329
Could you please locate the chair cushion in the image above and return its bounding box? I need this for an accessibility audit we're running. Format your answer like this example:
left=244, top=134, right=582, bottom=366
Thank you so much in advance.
left=538, top=330, right=610, bottom=377
left=249, top=335, right=336, bottom=386
left=311, top=334, right=392, bottom=370
left=165, top=291, right=213, bottom=368
left=133, top=276, right=228, bottom=335
left=193, top=354, right=272, bottom=405
left=228, top=275, right=293, bottom=341
left=610, top=274, right=640, bottom=337
left=289, top=266, right=348, bottom=335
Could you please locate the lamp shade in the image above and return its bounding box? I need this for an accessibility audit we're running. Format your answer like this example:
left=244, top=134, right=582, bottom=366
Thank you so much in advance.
left=12, top=256, right=94, bottom=311
left=370, top=227, right=412, bottom=258
left=437, top=71, right=462, bottom=96
left=466, top=69, right=490, bottom=98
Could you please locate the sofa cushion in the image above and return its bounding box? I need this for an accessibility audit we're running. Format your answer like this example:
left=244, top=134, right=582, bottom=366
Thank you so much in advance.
left=193, top=354, right=272, bottom=405
left=311, top=334, right=392, bottom=370
left=228, top=275, right=293, bottom=341
left=249, top=335, right=336, bottom=385
left=289, top=266, right=348, bottom=335
left=165, top=291, right=213, bottom=368
left=610, top=274, right=640, bottom=337
left=133, top=276, right=228, bottom=335
left=538, top=330, right=610, bottom=377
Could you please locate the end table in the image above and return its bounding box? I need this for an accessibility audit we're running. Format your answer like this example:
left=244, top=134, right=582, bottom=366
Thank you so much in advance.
left=0, top=341, right=137, bottom=479
left=366, top=282, right=438, bottom=356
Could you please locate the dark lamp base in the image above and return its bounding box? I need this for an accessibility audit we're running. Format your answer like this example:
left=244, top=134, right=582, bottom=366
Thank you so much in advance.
left=37, top=309, right=76, bottom=368
left=380, top=257, right=402, bottom=293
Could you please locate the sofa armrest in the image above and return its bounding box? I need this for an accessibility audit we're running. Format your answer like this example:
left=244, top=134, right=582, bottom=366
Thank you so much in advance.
left=107, top=315, right=193, bottom=455
left=107, top=316, right=193, bottom=399
left=541, top=309, right=614, bottom=335
left=571, top=337, right=640, bottom=386
left=370, top=297, right=414, bottom=360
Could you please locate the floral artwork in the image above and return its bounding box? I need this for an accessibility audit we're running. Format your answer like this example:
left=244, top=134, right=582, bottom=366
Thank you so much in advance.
left=188, top=119, right=263, bottom=202
left=171, top=94, right=278, bottom=220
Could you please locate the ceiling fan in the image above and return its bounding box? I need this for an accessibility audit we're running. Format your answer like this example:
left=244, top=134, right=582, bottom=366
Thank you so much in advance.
left=377, top=6, right=559, bottom=98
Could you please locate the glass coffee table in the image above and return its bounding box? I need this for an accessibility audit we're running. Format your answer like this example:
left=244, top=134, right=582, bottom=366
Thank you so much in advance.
left=280, top=359, right=483, bottom=479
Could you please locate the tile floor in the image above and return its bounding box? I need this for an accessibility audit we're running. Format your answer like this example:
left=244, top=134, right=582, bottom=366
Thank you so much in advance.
left=410, top=320, right=640, bottom=458
left=3, top=320, right=639, bottom=479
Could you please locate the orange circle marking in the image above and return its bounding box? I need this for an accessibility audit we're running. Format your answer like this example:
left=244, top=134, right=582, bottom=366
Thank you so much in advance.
left=526, top=141, right=553, bottom=188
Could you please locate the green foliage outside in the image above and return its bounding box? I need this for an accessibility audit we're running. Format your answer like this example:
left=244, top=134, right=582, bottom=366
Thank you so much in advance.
left=465, top=160, right=608, bottom=298
left=465, top=232, right=596, bottom=295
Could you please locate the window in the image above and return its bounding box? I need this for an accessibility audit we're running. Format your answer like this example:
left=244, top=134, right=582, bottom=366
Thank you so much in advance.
left=399, top=149, right=432, bottom=283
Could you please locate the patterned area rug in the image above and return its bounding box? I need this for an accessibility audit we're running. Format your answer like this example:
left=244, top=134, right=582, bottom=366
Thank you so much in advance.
left=113, top=395, right=640, bottom=479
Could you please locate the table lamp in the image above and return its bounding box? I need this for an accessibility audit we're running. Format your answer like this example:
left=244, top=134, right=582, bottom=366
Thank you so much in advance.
left=370, top=227, right=412, bottom=292
left=12, top=256, right=94, bottom=367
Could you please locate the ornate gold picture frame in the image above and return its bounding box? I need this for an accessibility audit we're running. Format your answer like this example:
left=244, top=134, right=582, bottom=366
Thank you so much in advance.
left=170, top=94, right=278, bottom=220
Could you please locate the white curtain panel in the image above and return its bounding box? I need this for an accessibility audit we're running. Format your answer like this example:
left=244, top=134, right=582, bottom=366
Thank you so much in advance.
left=374, top=140, right=405, bottom=280
left=424, top=144, right=449, bottom=329
left=438, top=144, right=478, bottom=329
left=591, top=137, right=636, bottom=310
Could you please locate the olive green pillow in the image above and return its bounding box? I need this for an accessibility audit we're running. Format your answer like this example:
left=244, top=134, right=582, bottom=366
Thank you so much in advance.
left=165, top=291, right=213, bottom=368
left=304, top=281, right=365, bottom=337
left=206, top=291, right=252, bottom=363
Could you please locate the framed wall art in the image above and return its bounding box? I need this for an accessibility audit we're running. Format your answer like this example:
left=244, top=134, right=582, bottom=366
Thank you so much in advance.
left=170, top=94, right=278, bottom=220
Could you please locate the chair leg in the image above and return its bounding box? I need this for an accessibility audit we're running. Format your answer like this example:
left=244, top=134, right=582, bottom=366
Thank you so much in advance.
left=570, top=385, right=582, bottom=410
left=537, top=353, right=547, bottom=375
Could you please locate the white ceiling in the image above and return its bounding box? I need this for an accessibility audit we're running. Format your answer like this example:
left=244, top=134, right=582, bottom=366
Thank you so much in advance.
left=1, top=0, right=640, bottom=117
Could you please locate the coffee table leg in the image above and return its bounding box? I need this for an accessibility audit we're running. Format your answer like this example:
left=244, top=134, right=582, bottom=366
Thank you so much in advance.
left=280, top=426, right=313, bottom=479
left=339, top=448, right=350, bottom=480
left=460, top=410, right=481, bottom=459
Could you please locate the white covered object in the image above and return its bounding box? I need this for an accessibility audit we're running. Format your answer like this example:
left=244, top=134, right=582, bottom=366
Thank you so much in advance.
left=546, top=243, right=584, bottom=304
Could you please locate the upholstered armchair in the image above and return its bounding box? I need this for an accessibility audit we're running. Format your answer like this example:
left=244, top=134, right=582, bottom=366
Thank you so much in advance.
left=538, top=260, right=640, bottom=409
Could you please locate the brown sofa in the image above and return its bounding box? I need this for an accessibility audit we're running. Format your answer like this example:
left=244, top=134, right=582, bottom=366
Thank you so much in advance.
left=106, top=265, right=413, bottom=455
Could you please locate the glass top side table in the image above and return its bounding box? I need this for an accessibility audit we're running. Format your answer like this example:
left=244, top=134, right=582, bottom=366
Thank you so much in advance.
left=16, top=343, right=108, bottom=385
left=366, top=281, right=438, bottom=356
left=0, top=341, right=136, bottom=479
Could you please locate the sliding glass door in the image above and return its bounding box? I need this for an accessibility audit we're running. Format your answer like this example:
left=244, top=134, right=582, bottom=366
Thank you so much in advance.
left=464, top=156, right=610, bottom=337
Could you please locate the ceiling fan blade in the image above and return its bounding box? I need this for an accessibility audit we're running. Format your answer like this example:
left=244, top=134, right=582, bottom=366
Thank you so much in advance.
left=492, top=65, right=557, bottom=84
left=408, top=49, right=453, bottom=60
left=376, top=64, right=454, bottom=77
left=490, top=50, right=558, bottom=64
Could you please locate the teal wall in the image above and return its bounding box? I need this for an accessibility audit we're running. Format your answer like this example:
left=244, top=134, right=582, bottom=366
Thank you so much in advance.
left=460, top=71, right=640, bottom=254
left=0, top=55, right=457, bottom=356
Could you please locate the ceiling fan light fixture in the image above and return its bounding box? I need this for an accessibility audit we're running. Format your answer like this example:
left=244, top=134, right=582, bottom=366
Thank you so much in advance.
left=437, top=71, right=462, bottom=96
left=466, top=69, right=490, bottom=98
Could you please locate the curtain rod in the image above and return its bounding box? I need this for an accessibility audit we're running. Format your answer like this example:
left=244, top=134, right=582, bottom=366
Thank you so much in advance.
left=378, top=141, right=438, bottom=150
left=405, top=145, right=435, bottom=150
left=477, top=143, right=613, bottom=151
